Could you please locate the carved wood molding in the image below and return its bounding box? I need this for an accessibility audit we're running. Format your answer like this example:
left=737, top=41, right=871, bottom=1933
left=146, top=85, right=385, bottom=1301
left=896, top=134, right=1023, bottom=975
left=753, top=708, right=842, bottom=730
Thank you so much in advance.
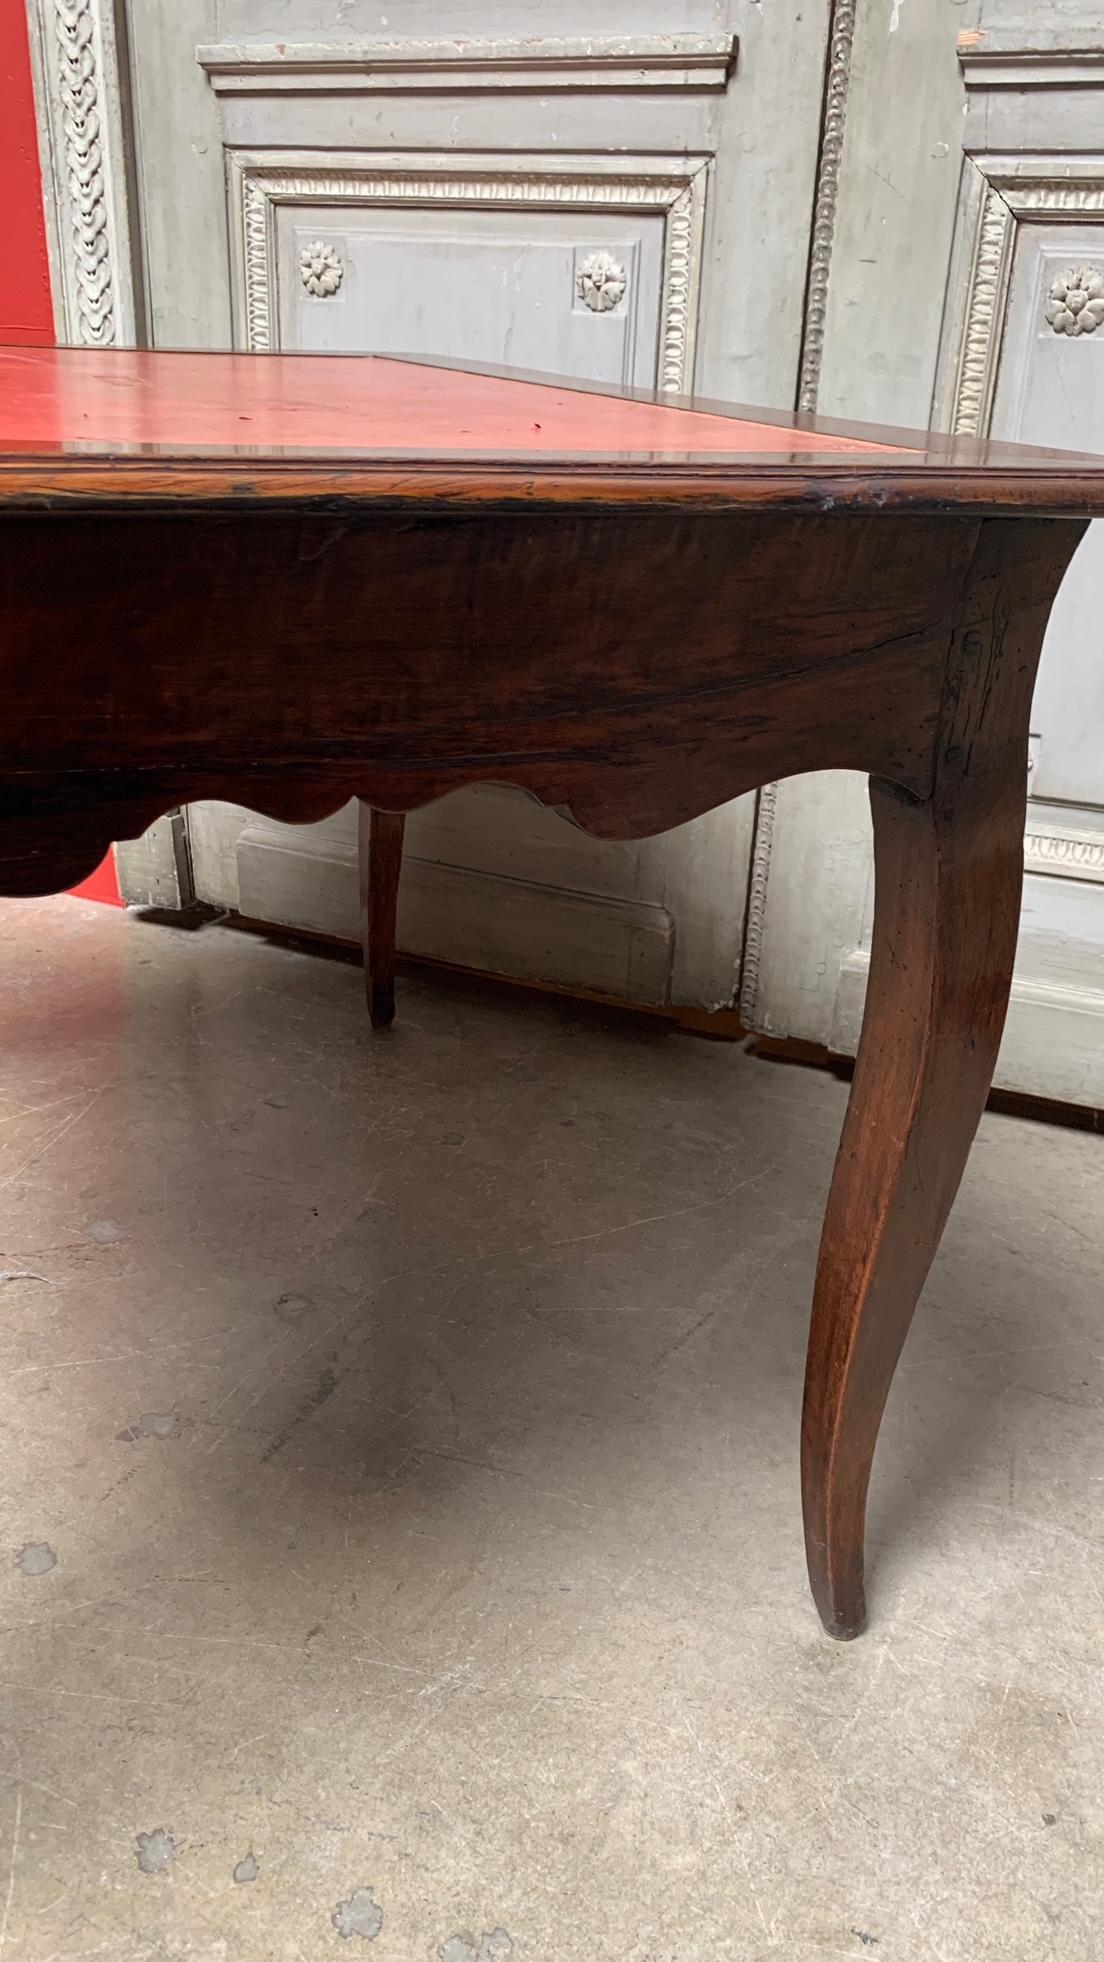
left=938, top=154, right=1104, bottom=902
left=998, top=167, right=1104, bottom=219
left=299, top=239, right=344, bottom=299
left=1024, top=822, right=1104, bottom=885
left=24, top=0, right=138, bottom=345
left=797, top=0, right=856, bottom=416
left=944, top=159, right=1104, bottom=439
left=576, top=251, right=627, bottom=314
left=1044, top=265, right=1104, bottom=337
left=958, top=30, right=1104, bottom=91
left=737, top=780, right=778, bottom=1025
left=199, top=33, right=737, bottom=95
left=229, top=152, right=709, bottom=391
left=948, top=179, right=1016, bottom=438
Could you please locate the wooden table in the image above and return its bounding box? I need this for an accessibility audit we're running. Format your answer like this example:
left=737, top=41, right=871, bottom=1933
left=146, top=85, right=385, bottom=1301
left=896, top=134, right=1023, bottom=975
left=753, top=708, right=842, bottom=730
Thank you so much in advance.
left=2, top=345, right=1101, bottom=1639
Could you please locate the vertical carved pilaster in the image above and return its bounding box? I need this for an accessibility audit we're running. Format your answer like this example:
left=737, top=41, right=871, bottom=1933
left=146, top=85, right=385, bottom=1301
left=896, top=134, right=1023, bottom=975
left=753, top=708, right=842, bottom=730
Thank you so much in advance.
left=797, top=0, right=857, bottom=415
left=950, top=184, right=1014, bottom=436
left=54, top=0, right=115, bottom=342
left=737, top=779, right=778, bottom=1025
left=25, top=0, right=138, bottom=345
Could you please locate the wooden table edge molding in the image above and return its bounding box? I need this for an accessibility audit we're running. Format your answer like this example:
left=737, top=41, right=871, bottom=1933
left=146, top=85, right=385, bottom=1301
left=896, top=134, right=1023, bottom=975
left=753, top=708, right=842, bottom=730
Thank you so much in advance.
left=1, top=456, right=1103, bottom=516
left=2, top=345, right=1102, bottom=1639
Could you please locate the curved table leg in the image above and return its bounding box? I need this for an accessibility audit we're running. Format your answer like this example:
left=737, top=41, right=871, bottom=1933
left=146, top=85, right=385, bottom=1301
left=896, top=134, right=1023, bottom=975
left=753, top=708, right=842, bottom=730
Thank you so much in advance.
left=801, top=769, right=1024, bottom=1636
left=799, top=516, right=1078, bottom=1639
left=358, top=802, right=406, bottom=1031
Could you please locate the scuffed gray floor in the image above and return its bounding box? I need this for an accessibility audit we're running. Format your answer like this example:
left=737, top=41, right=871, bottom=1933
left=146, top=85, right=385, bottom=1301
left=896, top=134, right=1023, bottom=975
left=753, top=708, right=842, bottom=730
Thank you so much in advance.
left=0, top=897, right=1101, bottom=1962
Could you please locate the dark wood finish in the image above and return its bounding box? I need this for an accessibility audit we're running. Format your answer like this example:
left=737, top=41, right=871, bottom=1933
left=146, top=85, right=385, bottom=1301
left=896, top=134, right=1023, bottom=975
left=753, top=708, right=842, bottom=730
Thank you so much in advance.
left=801, top=521, right=1076, bottom=1638
left=1, top=347, right=1099, bottom=1636
left=358, top=802, right=405, bottom=1030
left=0, top=506, right=984, bottom=894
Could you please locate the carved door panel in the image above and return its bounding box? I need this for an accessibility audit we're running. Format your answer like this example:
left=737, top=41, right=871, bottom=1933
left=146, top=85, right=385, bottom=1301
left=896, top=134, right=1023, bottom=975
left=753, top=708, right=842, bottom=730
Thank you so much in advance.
left=94, top=0, right=833, bottom=1009
left=746, top=1, right=1104, bottom=1105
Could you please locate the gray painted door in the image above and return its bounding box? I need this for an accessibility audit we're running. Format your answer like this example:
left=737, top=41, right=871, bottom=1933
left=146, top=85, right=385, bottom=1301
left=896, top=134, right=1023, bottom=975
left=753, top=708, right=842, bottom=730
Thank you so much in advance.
left=119, top=0, right=833, bottom=1010
left=745, top=0, right=1104, bottom=1106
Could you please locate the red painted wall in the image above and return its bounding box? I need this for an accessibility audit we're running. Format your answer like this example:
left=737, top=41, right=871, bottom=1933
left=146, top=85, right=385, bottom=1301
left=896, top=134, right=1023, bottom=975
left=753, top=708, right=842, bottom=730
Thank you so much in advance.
left=2, top=0, right=122, bottom=901
left=1, top=0, right=54, bottom=344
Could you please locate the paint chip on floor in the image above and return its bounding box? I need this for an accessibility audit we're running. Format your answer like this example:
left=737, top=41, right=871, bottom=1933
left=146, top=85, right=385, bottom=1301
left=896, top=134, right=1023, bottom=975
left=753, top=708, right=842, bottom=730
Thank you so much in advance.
left=16, top=1541, right=56, bottom=1576
left=116, top=1411, right=180, bottom=1441
left=440, top=1932, right=513, bottom=1961
left=136, top=1828, right=177, bottom=1875
left=84, top=1218, right=125, bottom=1243
left=332, top=1887, right=384, bottom=1939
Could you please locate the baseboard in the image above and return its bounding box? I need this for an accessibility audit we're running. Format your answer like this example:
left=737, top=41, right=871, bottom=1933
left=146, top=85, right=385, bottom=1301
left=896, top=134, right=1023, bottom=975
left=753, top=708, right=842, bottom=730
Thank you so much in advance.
left=832, top=951, right=1104, bottom=1108
left=235, top=824, right=676, bottom=1006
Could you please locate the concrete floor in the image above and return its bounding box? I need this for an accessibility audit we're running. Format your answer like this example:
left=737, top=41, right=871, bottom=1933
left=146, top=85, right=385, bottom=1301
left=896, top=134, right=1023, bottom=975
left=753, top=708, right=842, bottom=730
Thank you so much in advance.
left=0, top=897, right=1101, bottom=1962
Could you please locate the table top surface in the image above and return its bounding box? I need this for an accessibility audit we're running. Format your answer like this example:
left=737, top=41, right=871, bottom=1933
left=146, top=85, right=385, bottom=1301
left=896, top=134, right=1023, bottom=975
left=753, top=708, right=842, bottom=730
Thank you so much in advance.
left=2, top=345, right=1103, bottom=514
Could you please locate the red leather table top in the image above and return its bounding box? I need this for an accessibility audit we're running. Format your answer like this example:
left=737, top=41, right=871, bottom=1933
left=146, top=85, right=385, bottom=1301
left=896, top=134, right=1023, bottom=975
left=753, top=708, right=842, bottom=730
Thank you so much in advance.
left=0, top=345, right=908, bottom=460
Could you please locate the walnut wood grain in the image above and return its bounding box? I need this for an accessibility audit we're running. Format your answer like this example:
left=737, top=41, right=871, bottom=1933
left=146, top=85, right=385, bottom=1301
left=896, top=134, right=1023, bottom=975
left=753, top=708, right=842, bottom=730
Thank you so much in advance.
left=0, top=508, right=975, bottom=895
left=801, top=519, right=1083, bottom=1637
left=1, top=347, right=1099, bottom=1637
left=2, top=456, right=1103, bottom=517
left=358, top=802, right=405, bottom=1030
